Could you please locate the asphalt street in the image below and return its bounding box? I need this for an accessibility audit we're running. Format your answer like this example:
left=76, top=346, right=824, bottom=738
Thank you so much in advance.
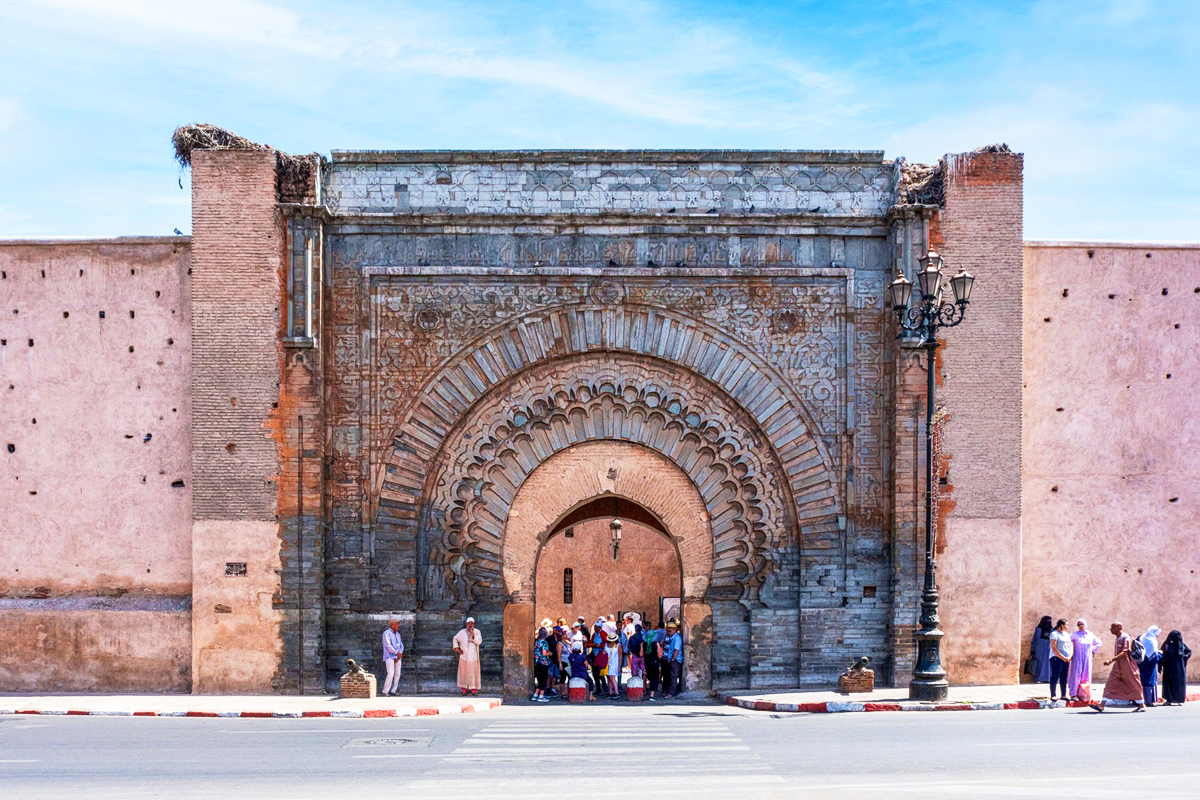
left=3, top=700, right=1199, bottom=799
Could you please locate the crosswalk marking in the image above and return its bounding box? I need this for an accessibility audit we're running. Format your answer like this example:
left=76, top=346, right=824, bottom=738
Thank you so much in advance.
left=387, top=714, right=786, bottom=799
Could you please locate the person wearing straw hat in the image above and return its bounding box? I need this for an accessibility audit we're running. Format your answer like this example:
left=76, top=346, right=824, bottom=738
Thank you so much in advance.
left=453, top=617, right=483, bottom=696
left=662, top=620, right=683, bottom=697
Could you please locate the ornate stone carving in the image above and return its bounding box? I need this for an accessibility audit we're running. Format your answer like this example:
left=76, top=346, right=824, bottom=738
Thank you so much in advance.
left=416, top=355, right=792, bottom=609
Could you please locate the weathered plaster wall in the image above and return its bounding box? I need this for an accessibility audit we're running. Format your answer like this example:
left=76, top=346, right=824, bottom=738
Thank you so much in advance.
left=0, top=606, right=191, bottom=692
left=191, top=521, right=283, bottom=692
left=0, top=238, right=192, bottom=691
left=1022, top=242, right=1200, bottom=682
left=935, top=150, right=1025, bottom=684
left=534, top=518, right=681, bottom=629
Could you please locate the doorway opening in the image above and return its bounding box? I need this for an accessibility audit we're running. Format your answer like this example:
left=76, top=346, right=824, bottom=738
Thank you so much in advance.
left=534, top=496, right=682, bottom=631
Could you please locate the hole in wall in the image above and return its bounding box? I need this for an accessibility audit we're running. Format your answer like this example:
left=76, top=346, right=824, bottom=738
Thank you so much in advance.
left=28, top=491, right=37, bottom=496
left=170, top=479, right=185, bottom=488
left=1062, top=289, right=1069, bottom=298
left=167, top=338, right=174, bottom=346
left=28, top=339, right=34, bottom=347
left=99, top=310, right=105, bottom=318
left=1166, top=374, right=1172, bottom=379
left=62, top=311, right=69, bottom=318
left=1, top=339, right=6, bottom=346
left=225, top=442, right=237, bottom=454
left=1146, top=253, right=1152, bottom=258
left=40, top=270, right=45, bottom=278
left=1051, top=486, right=1059, bottom=493
left=1087, top=250, right=1094, bottom=258
left=1056, top=407, right=1064, bottom=412
left=1175, top=324, right=1180, bottom=329
left=154, top=290, right=161, bottom=298
left=1163, top=288, right=1169, bottom=296
left=230, top=397, right=237, bottom=406
left=863, top=585, right=877, bottom=598
left=1108, top=294, right=1116, bottom=299
left=130, top=269, right=136, bottom=275
left=1169, top=497, right=1179, bottom=503
left=128, top=346, right=134, bottom=353
left=6, top=444, right=13, bottom=453
left=79, top=269, right=83, bottom=276
left=1043, top=317, right=1052, bottom=322
left=129, top=310, right=135, bottom=319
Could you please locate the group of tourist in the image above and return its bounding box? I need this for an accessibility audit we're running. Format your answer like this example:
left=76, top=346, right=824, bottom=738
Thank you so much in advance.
left=532, top=613, right=684, bottom=702
left=1028, top=617, right=1192, bottom=711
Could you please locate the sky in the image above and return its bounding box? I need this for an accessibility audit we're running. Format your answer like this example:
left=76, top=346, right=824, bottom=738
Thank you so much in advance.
left=1, top=0, right=1197, bottom=240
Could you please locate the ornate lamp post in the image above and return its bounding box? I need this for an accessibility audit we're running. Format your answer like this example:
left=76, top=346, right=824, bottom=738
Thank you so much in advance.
left=610, top=518, right=623, bottom=561
left=888, top=249, right=975, bottom=702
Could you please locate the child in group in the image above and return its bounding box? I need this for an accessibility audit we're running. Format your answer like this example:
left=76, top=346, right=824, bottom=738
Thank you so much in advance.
left=568, top=641, right=596, bottom=702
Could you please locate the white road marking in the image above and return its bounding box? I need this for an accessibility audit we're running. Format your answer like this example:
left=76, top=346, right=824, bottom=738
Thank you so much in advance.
left=350, top=754, right=451, bottom=759
left=228, top=727, right=431, bottom=734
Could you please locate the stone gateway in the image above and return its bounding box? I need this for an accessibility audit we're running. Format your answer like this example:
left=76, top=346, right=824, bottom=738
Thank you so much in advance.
left=6, top=136, right=1192, bottom=696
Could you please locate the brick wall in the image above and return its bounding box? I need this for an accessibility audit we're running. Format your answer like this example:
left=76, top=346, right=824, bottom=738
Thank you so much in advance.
left=534, top=519, right=681, bottom=628
left=189, top=149, right=286, bottom=693
left=935, top=150, right=1025, bottom=684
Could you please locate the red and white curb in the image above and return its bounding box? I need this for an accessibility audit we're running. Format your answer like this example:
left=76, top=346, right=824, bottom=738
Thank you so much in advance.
left=716, top=692, right=1200, bottom=714
left=0, top=698, right=501, bottom=719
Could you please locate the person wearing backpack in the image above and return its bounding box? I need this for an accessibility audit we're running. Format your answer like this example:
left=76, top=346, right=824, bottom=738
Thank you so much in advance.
left=590, top=622, right=609, bottom=697
left=532, top=627, right=554, bottom=703
left=628, top=624, right=645, bottom=683
left=643, top=623, right=662, bottom=701
left=1136, top=625, right=1162, bottom=706
left=1093, top=622, right=1146, bottom=712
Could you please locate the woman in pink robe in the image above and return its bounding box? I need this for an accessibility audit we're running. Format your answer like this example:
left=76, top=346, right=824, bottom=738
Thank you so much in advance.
left=1068, top=619, right=1102, bottom=700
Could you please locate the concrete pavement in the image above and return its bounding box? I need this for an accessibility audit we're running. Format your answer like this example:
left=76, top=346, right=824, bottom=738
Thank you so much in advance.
left=0, top=693, right=501, bottom=718
left=717, top=682, right=1200, bottom=713
left=3, top=700, right=1199, bottom=799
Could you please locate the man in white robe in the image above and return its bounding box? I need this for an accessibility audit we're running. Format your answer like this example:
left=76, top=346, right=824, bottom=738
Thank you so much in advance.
left=452, top=617, right=482, bottom=695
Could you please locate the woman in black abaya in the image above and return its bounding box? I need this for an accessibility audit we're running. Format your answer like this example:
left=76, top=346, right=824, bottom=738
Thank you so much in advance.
left=1160, top=630, right=1192, bottom=705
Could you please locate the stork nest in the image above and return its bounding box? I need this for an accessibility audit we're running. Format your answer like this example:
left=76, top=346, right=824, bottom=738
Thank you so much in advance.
left=898, top=144, right=1013, bottom=207
left=172, top=123, right=324, bottom=204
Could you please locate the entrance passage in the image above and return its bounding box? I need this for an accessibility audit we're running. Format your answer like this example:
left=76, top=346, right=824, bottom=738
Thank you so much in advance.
left=534, top=497, right=682, bottom=629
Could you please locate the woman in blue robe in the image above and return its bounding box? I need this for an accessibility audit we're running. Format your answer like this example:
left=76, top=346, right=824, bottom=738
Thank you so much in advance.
left=1137, top=626, right=1162, bottom=705
left=1160, top=630, right=1192, bottom=705
left=1029, top=616, right=1053, bottom=683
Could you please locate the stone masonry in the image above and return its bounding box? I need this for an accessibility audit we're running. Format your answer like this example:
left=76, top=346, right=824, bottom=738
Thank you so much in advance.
left=3, top=142, right=1046, bottom=696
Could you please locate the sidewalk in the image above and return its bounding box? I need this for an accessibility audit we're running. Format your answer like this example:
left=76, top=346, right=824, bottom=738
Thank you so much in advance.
left=716, top=683, right=1200, bottom=714
left=0, top=693, right=501, bottom=719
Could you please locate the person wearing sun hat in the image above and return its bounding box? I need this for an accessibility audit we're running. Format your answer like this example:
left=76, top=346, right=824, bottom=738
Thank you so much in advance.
left=662, top=620, right=684, bottom=697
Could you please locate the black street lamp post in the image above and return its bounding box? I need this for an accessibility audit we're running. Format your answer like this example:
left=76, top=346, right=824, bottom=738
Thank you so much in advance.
left=888, top=249, right=975, bottom=702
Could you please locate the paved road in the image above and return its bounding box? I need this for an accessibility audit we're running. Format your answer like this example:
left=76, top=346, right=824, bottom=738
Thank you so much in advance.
left=3, top=700, right=1200, bottom=799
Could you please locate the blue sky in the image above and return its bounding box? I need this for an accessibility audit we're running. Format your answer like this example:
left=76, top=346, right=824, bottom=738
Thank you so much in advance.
left=1, top=0, right=1197, bottom=240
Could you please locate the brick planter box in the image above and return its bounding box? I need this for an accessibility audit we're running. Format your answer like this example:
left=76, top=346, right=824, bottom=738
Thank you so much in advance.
left=838, top=669, right=874, bottom=694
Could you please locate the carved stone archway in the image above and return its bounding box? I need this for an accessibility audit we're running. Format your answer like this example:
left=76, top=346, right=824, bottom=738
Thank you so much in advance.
left=416, top=353, right=793, bottom=612
left=500, top=440, right=712, bottom=696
